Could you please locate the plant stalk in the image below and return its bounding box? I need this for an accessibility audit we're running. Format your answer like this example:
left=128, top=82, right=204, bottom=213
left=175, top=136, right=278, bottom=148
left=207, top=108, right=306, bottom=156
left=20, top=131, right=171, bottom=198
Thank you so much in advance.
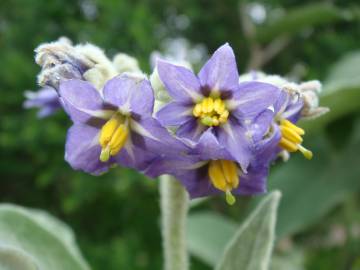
left=160, top=175, right=189, bottom=270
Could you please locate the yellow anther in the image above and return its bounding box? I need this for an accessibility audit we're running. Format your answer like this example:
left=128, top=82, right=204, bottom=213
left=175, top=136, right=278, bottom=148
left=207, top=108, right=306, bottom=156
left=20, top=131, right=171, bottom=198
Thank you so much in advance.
left=208, top=160, right=228, bottom=191
left=214, top=98, right=225, bottom=114
left=108, top=124, right=128, bottom=154
left=280, top=126, right=303, bottom=144
left=279, top=137, right=298, bottom=152
left=212, top=117, right=219, bottom=126
left=99, top=114, right=129, bottom=162
left=192, top=103, right=202, bottom=117
left=219, top=110, right=229, bottom=123
left=208, top=160, right=239, bottom=192
left=193, top=97, right=229, bottom=126
left=222, top=160, right=239, bottom=188
left=99, top=118, right=119, bottom=147
left=279, top=119, right=312, bottom=159
left=281, top=119, right=305, bottom=135
left=202, top=97, right=214, bottom=113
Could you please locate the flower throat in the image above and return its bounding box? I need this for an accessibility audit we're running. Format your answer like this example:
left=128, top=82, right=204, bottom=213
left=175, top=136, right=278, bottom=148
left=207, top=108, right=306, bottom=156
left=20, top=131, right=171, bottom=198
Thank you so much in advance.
left=192, top=97, right=229, bottom=127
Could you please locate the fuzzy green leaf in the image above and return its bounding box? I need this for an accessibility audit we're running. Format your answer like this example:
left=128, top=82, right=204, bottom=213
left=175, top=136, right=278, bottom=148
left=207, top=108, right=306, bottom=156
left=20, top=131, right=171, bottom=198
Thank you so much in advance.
left=0, top=204, right=90, bottom=270
left=271, top=119, right=360, bottom=237
left=187, top=212, right=237, bottom=266
left=0, top=246, right=38, bottom=270
left=215, top=191, right=281, bottom=270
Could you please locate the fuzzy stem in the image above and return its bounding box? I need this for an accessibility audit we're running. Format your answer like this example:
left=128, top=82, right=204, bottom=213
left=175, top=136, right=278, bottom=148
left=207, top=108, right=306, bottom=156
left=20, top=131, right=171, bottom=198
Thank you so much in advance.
left=160, top=175, right=189, bottom=270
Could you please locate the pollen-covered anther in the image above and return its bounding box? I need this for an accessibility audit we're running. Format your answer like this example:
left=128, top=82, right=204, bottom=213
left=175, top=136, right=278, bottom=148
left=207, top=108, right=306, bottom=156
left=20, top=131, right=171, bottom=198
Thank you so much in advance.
left=99, top=114, right=129, bottom=162
left=279, top=119, right=313, bottom=160
left=192, top=97, right=229, bottom=126
left=208, top=160, right=240, bottom=205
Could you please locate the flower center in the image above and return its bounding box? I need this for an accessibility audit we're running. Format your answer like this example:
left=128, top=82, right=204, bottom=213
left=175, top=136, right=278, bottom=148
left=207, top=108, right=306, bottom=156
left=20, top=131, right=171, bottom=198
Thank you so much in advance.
left=208, top=160, right=239, bottom=205
left=192, top=97, right=229, bottom=126
left=99, top=113, right=129, bottom=162
left=278, top=119, right=313, bottom=159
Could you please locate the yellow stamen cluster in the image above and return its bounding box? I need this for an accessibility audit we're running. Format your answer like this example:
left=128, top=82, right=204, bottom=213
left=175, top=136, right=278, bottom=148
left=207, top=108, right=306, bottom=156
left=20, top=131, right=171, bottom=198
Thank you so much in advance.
left=193, top=97, right=229, bottom=126
left=279, top=119, right=313, bottom=160
left=99, top=114, right=129, bottom=162
left=208, top=160, right=239, bottom=205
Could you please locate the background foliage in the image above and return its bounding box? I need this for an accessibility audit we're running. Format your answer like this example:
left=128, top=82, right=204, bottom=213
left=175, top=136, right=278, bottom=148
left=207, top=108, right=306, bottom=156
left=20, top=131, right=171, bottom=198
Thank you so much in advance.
left=0, top=0, right=360, bottom=269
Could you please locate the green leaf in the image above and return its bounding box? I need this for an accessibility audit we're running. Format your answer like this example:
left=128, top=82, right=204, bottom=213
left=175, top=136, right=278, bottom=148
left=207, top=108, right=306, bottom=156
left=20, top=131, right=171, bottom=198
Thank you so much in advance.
left=256, top=3, right=350, bottom=43
left=215, top=191, right=281, bottom=270
left=0, top=204, right=90, bottom=270
left=302, top=51, right=360, bottom=133
left=0, top=246, right=38, bottom=270
left=270, top=119, right=360, bottom=237
left=270, top=249, right=305, bottom=270
left=187, top=212, right=237, bottom=266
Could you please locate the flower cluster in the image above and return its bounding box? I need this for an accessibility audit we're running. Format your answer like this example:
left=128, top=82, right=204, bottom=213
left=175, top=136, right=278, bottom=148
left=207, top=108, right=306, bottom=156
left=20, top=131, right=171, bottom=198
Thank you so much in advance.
left=26, top=41, right=328, bottom=205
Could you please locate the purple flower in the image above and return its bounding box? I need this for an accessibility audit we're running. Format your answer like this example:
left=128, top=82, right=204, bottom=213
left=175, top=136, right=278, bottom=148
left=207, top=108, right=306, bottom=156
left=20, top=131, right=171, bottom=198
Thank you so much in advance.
left=59, top=73, right=187, bottom=175
left=240, top=71, right=313, bottom=160
left=146, top=127, right=280, bottom=204
left=151, top=44, right=285, bottom=202
left=274, top=89, right=313, bottom=159
left=156, top=44, right=282, bottom=172
left=23, top=86, right=61, bottom=118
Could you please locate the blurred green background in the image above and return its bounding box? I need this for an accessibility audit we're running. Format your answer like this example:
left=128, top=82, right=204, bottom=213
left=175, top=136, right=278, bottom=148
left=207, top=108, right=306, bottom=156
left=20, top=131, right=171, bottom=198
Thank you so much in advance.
left=1, top=0, right=360, bottom=269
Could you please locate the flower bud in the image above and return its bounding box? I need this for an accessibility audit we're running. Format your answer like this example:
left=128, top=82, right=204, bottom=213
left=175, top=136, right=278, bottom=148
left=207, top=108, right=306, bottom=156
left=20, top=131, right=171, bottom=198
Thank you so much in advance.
left=112, top=53, right=141, bottom=74
left=35, top=38, right=95, bottom=89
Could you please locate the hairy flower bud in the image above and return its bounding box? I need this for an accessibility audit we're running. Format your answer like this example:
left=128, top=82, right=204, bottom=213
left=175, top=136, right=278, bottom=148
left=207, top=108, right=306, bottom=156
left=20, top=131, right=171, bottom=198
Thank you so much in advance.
left=35, top=38, right=95, bottom=89
left=299, top=80, right=329, bottom=119
left=112, top=53, right=141, bottom=74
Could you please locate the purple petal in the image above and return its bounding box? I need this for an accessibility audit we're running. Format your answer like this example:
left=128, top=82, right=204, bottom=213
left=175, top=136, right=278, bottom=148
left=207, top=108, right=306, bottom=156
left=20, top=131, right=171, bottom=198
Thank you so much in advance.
left=65, top=123, right=113, bottom=175
left=115, top=143, right=158, bottom=172
left=24, top=87, right=59, bottom=107
left=273, top=90, right=289, bottom=114
left=176, top=168, right=221, bottom=199
left=249, top=109, right=275, bottom=143
left=156, top=102, right=193, bottom=127
left=103, top=74, right=154, bottom=117
left=217, top=119, right=252, bottom=172
left=192, top=129, right=232, bottom=160
left=176, top=119, right=207, bottom=142
left=230, top=82, right=281, bottom=120
left=234, top=165, right=268, bottom=195
left=144, top=154, right=200, bottom=178
left=253, top=124, right=281, bottom=164
left=157, top=60, right=202, bottom=103
left=130, top=117, right=190, bottom=156
left=59, top=79, right=105, bottom=123
left=198, top=43, right=239, bottom=93
left=37, top=106, right=60, bottom=118
left=282, top=99, right=304, bottom=123
left=24, top=87, right=62, bottom=118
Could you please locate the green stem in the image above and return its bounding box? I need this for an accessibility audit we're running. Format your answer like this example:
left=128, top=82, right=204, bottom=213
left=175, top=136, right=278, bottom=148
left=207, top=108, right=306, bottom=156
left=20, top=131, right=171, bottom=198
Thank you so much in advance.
left=160, top=175, right=189, bottom=270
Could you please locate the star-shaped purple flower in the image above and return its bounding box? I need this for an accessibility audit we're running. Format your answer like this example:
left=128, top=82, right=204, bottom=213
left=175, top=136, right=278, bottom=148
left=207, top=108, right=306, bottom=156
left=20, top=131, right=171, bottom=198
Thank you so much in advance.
left=156, top=43, right=282, bottom=171
left=59, top=73, right=188, bottom=175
